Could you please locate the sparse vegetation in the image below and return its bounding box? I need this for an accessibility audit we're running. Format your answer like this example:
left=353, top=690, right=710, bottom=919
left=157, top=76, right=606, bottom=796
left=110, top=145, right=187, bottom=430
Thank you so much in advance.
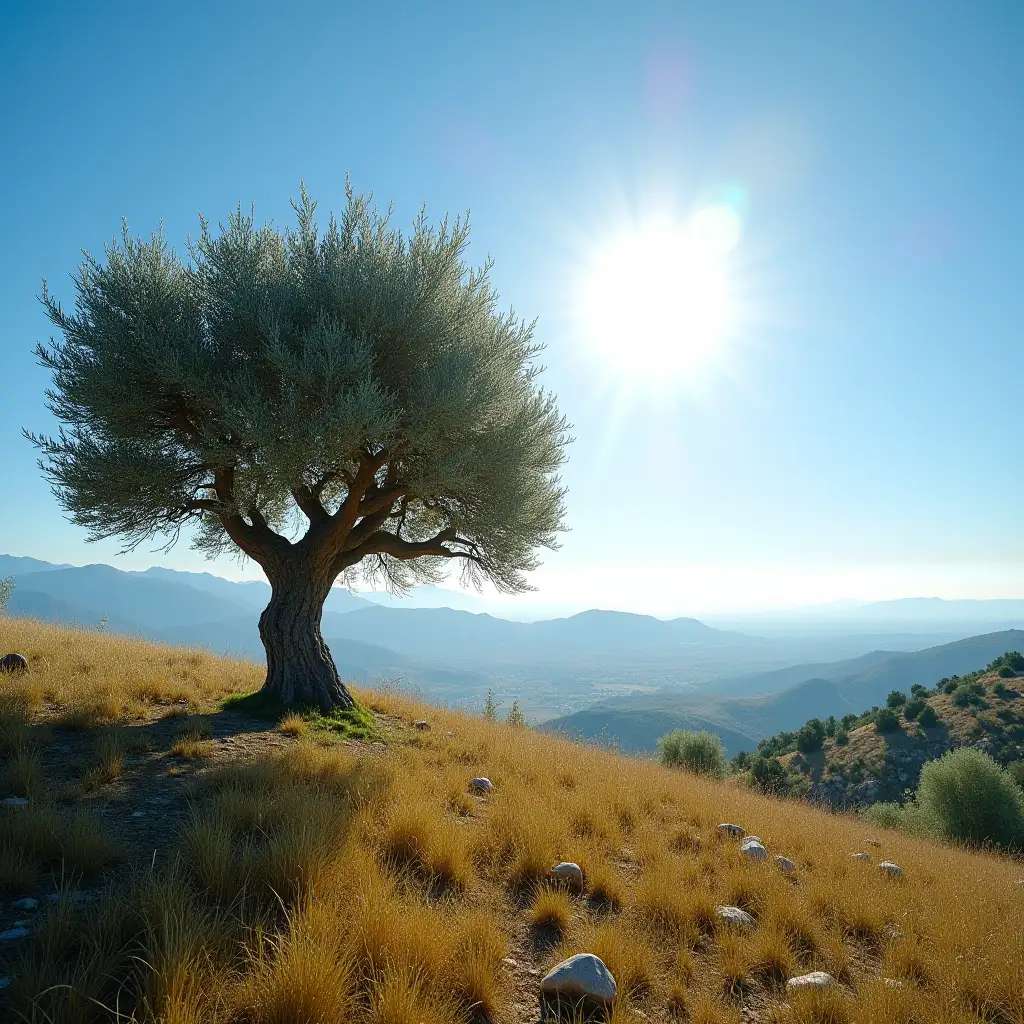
left=1, top=617, right=1023, bottom=1024
left=658, top=729, right=727, bottom=777
left=874, top=707, right=901, bottom=733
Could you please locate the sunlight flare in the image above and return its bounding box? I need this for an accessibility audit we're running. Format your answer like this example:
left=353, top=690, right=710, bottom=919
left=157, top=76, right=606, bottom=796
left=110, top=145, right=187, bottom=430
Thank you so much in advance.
left=580, top=205, right=741, bottom=382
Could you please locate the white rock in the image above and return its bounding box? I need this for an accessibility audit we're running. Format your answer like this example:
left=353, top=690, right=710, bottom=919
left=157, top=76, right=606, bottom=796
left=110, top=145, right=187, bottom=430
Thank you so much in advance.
left=786, top=971, right=836, bottom=991
left=540, top=953, right=617, bottom=1010
left=414, top=720, right=430, bottom=730
left=850, top=852, right=872, bottom=861
left=740, top=837, right=767, bottom=860
left=551, top=862, right=584, bottom=892
left=1, top=796, right=29, bottom=809
left=0, top=927, right=30, bottom=942
left=12, top=897, right=38, bottom=911
left=715, top=905, right=756, bottom=929
left=879, top=860, right=904, bottom=878
left=717, top=823, right=745, bottom=838
left=468, top=777, right=494, bottom=794
left=883, top=978, right=904, bottom=988
left=775, top=855, right=796, bottom=874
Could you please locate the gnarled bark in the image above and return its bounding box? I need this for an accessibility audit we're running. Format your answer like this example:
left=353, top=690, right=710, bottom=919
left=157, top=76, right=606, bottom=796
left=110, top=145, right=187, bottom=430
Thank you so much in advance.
left=258, top=561, right=354, bottom=711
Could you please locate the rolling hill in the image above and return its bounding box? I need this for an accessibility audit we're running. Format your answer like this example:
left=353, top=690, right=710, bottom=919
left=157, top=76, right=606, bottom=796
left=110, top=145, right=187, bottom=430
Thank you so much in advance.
left=544, top=630, right=1024, bottom=755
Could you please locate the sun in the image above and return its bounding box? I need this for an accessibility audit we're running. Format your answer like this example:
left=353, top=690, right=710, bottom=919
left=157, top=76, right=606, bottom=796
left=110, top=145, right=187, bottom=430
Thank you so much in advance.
left=580, top=205, right=741, bottom=382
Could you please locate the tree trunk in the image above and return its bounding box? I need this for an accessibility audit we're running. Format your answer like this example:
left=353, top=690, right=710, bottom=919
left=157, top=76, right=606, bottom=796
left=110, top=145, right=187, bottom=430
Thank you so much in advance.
left=258, top=560, right=354, bottom=711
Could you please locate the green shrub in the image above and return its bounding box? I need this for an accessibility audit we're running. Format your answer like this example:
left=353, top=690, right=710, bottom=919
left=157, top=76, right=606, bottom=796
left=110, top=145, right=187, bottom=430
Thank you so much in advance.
left=749, top=755, right=789, bottom=794
left=1007, top=651, right=1024, bottom=671
left=506, top=700, right=525, bottom=727
left=833, top=728, right=849, bottom=746
left=657, top=729, right=727, bottom=778
left=943, top=678, right=959, bottom=694
left=916, top=748, right=1024, bottom=848
left=795, top=718, right=826, bottom=754
left=918, top=705, right=939, bottom=728
left=952, top=684, right=984, bottom=708
left=993, top=680, right=1009, bottom=697
left=1008, top=760, right=1024, bottom=790
left=998, top=665, right=1015, bottom=679
left=730, top=750, right=752, bottom=771
left=902, top=696, right=926, bottom=721
left=875, top=708, right=901, bottom=734
left=861, top=800, right=931, bottom=836
left=840, top=713, right=858, bottom=730
left=825, top=715, right=838, bottom=738
left=887, top=690, right=908, bottom=708
left=910, top=683, right=929, bottom=697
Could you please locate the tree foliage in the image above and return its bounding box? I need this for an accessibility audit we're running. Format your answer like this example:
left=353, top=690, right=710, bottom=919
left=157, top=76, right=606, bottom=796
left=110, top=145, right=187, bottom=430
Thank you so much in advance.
left=28, top=185, right=570, bottom=596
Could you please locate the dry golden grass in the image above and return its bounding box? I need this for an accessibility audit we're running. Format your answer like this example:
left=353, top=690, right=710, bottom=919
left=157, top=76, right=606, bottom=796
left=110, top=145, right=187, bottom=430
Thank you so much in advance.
left=0, top=616, right=1023, bottom=1024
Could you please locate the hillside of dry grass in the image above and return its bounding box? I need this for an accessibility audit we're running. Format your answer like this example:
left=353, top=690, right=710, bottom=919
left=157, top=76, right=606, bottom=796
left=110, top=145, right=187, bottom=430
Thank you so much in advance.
left=1, top=617, right=1023, bottom=1024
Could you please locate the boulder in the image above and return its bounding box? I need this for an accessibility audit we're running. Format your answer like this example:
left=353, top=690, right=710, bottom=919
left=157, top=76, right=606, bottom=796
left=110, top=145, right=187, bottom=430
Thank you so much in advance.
left=551, top=862, right=584, bottom=893
left=787, top=971, right=836, bottom=992
left=878, top=860, right=904, bottom=878
left=11, top=897, right=38, bottom=911
left=1, top=797, right=29, bottom=809
left=717, top=823, right=745, bottom=838
left=740, top=837, right=767, bottom=861
left=0, top=926, right=30, bottom=942
left=539, top=953, right=616, bottom=1018
left=850, top=852, right=872, bottom=862
left=0, top=653, right=28, bottom=674
left=715, top=905, right=755, bottom=930
left=468, top=777, right=495, bottom=795
left=414, top=720, right=430, bottom=730
left=775, top=855, right=796, bottom=874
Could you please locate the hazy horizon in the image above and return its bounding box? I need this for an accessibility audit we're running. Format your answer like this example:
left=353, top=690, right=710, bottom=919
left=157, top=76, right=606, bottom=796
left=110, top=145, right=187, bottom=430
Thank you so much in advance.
left=2, top=3, right=1021, bottom=615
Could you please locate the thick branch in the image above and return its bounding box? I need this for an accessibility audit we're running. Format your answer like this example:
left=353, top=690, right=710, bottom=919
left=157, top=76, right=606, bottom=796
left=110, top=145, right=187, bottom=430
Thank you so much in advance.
left=332, top=526, right=480, bottom=575
left=291, top=484, right=329, bottom=527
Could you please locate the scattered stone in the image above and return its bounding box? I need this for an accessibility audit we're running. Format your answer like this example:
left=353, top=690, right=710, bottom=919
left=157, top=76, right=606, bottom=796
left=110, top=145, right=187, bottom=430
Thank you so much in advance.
left=551, top=862, right=584, bottom=893
left=0, top=927, right=30, bottom=942
left=11, top=897, right=38, bottom=911
left=883, top=978, right=904, bottom=988
left=740, top=837, right=767, bottom=861
left=1, top=797, right=29, bottom=809
left=413, top=720, right=430, bottom=730
left=0, top=653, right=28, bottom=674
left=775, top=855, right=797, bottom=874
left=502, top=956, right=519, bottom=968
left=131, top=811, right=146, bottom=818
left=850, top=852, right=872, bottom=862
left=540, top=954, right=616, bottom=1017
left=879, top=861, right=904, bottom=878
left=717, top=823, right=745, bottom=838
left=864, top=839, right=882, bottom=847
left=787, top=971, right=836, bottom=992
left=148, top=796, right=172, bottom=806
left=715, top=905, right=756, bottom=930
left=468, top=777, right=494, bottom=795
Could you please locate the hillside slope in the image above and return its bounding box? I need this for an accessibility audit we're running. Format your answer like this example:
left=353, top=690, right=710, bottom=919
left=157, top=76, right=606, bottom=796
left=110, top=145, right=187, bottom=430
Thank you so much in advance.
left=749, top=655, right=1024, bottom=808
left=544, top=630, right=1024, bottom=755
left=1, top=617, right=1022, bottom=1024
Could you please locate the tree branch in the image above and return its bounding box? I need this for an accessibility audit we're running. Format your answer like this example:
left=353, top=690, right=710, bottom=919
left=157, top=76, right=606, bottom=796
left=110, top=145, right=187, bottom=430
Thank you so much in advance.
left=291, top=484, right=329, bottom=527
left=332, top=526, right=481, bottom=575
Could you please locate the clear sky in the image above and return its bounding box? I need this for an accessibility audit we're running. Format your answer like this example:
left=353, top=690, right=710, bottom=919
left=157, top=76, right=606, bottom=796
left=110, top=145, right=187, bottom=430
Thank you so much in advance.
left=1, top=1, right=1021, bottom=616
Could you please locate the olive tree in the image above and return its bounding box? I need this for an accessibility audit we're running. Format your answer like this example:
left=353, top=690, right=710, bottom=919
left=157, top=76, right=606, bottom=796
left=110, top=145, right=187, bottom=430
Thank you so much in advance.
left=29, top=186, right=570, bottom=710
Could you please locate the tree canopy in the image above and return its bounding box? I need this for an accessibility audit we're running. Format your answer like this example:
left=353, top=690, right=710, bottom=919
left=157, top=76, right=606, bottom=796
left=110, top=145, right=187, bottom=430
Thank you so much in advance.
left=29, top=185, right=570, bottom=595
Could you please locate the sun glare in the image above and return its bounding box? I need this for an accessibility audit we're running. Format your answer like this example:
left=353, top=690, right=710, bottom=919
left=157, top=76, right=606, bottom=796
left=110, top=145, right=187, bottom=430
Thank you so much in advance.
left=581, top=205, right=741, bottom=382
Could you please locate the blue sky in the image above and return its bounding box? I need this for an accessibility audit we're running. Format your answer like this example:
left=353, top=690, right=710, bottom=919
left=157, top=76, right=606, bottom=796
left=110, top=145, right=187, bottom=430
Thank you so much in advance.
left=1, top=1, right=1021, bottom=615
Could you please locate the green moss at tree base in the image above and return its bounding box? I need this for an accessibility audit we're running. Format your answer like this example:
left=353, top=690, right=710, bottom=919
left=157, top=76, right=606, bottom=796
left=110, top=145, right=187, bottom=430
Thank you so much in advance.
left=221, top=688, right=380, bottom=741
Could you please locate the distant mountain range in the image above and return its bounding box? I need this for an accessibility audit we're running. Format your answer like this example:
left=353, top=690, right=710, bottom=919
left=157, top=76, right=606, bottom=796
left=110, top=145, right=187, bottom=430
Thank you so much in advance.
left=542, top=629, right=1024, bottom=755
left=4, top=553, right=1022, bottom=727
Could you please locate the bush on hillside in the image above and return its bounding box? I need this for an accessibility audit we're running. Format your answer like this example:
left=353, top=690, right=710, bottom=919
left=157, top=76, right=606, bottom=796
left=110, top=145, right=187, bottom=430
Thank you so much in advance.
left=657, top=729, right=727, bottom=778
left=749, top=755, right=789, bottom=794
left=840, top=713, right=858, bottom=730
left=902, top=696, right=927, bottom=720
left=833, top=728, right=849, bottom=746
left=506, top=700, right=526, bottom=727
left=825, top=715, right=838, bottom=737
left=993, top=680, right=1009, bottom=697
left=1007, top=651, right=1024, bottom=671
left=917, top=747, right=1024, bottom=849
left=918, top=704, right=939, bottom=728
left=943, top=678, right=960, bottom=694
left=862, top=800, right=932, bottom=836
left=887, top=690, right=907, bottom=708
left=998, top=665, right=1015, bottom=679
left=795, top=718, right=826, bottom=754
left=911, top=683, right=929, bottom=697
left=874, top=708, right=901, bottom=733
left=731, top=750, right=752, bottom=771
left=1007, top=760, right=1024, bottom=790
left=952, top=683, right=984, bottom=708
